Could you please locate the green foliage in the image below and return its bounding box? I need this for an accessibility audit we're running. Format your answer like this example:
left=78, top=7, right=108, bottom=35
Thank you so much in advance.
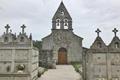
left=71, top=62, right=81, bottom=73
left=33, top=40, right=42, bottom=51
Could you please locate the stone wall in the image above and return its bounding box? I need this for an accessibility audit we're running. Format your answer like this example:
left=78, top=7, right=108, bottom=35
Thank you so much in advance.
left=0, top=25, right=39, bottom=80
left=85, top=36, right=120, bottom=80
left=42, top=30, right=83, bottom=64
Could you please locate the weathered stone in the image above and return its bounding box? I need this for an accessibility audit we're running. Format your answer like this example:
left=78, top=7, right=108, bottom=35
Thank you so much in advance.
left=85, top=28, right=120, bottom=80
left=41, top=2, right=83, bottom=67
left=0, top=26, right=39, bottom=80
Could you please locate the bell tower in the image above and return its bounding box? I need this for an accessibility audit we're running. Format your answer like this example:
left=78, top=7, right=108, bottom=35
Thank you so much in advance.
left=52, top=1, right=73, bottom=30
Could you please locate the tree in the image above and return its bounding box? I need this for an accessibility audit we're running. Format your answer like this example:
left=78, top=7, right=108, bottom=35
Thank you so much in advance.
left=33, top=40, right=42, bottom=51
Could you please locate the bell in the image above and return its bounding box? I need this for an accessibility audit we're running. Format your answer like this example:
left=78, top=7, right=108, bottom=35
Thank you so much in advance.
left=64, top=23, right=68, bottom=26
left=57, top=23, right=59, bottom=26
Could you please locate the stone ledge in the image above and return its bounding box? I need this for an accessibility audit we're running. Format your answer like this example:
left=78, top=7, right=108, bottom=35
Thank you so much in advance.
left=0, top=73, right=30, bottom=77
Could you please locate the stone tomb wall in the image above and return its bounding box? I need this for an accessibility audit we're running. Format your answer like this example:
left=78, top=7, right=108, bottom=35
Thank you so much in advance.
left=0, top=48, right=39, bottom=80
left=0, top=50, right=12, bottom=73
left=86, top=52, right=120, bottom=80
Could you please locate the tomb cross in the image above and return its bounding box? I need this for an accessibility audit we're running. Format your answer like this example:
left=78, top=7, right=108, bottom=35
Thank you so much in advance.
left=112, top=28, right=118, bottom=37
left=5, top=24, right=10, bottom=33
left=95, top=28, right=101, bottom=37
left=21, top=24, right=26, bottom=34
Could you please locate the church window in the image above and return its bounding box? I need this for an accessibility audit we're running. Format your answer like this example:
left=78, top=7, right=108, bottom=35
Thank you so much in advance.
left=4, top=37, right=8, bottom=42
left=64, top=19, right=68, bottom=29
left=20, top=37, right=24, bottom=42
left=97, top=42, right=102, bottom=48
left=56, top=19, right=60, bottom=29
left=115, top=42, right=119, bottom=48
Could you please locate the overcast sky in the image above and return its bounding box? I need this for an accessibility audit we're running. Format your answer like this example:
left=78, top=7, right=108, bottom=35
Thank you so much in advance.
left=0, top=0, right=120, bottom=48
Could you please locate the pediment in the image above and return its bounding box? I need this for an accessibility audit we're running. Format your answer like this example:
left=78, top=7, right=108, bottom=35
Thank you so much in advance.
left=108, top=36, right=120, bottom=49
left=90, top=36, right=107, bottom=49
left=52, top=2, right=72, bottom=20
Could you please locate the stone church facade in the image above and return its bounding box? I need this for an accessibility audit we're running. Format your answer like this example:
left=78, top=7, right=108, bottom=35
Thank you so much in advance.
left=0, top=1, right=120, bottom=80
left=41, top=2, right=83, bottom=66
left=0, top=25, right=39, bottom=80
left=41, top=2, right=120, bottom=80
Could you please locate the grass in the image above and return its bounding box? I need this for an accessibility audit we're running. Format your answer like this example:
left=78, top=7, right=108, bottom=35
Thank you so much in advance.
left=71, top=62, right=82, bottom=74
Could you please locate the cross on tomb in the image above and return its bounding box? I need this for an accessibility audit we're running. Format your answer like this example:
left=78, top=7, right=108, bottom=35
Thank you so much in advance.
left=5, top=24, right=10, bottom=33
left=21, top=24, right=26, bottom=34
left=95, top=28, right=101, bottom=37
left=112, top=28, right=118, bottom=37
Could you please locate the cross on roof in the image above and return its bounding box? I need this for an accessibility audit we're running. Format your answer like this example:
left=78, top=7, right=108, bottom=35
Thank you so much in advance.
left=95, top=28, right=101, bottom=37
left=21, top=24, right=26, bottom=34
left=5, top=24, right=10, bottom=33
left=112, top=28, right=118, bottom=37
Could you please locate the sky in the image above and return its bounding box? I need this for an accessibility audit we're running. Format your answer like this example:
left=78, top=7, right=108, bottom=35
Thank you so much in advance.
left=0, top=0, right=120, bottom=48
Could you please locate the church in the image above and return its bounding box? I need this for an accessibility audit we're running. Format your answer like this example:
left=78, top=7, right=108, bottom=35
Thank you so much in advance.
left=40, top=1, right=120, bottom=80
left=41, top=2, right=83, bottom=66
left=0, top=1, right=120, bottom=80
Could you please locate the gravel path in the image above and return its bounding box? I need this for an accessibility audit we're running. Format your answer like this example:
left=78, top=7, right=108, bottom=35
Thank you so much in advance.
left=38, top=65, right=81, bottom=80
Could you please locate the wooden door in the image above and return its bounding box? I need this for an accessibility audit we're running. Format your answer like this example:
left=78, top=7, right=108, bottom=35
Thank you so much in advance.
left=58, top=48, right=67, bottom=64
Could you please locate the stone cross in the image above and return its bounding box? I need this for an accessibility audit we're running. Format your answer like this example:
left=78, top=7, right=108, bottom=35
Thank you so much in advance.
left=95, top=28, right=101, bottom=37
left=5, top=24, right=10, bottom=33
left=21, top=24, right=26, bottom=34
left=112, top=28, right=118, bottom=37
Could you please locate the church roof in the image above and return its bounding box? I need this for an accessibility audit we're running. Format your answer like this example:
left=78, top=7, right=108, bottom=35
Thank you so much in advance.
left=52, top=1, right=72, bottom=20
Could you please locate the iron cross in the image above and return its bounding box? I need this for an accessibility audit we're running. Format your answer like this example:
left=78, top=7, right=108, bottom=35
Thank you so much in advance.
left=95, top=28, right=101, bottom=37
left=21, top=24, right=26, bottom=33
left=5, top=24, right=10, bottom=33
left=112, top=28, right=118, bottom=37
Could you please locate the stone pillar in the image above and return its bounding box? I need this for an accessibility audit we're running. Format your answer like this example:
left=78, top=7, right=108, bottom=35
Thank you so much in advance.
left=28, top=49, right=32, bottom=73
left=68, top=21, right=73, bottom=30
left=107, top=52, right=111, bottom=80
left=52, top=21, right=56, bottom=29
left=11, top=48, right=15, bottom=72
left=60, top=20, right=64, bottom=29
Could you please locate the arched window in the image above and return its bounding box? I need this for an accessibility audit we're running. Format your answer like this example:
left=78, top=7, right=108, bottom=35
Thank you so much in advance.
left=97, top=42, right=102, bottom=48
left=64, top=19, right=68, bottom=29
left=115, top=42, right=119, bottom=48
left=4, top=37, right=8, bottom=42
left=20, top=37, right=24, bottom=42
left=56, top=19, right=60, bottom=29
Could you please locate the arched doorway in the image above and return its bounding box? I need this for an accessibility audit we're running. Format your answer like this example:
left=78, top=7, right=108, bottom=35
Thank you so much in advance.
left=58, top=47, right=67, bottom=64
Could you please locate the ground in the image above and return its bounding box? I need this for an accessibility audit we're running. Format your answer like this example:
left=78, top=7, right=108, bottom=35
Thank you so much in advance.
left=38, top=65, right=81, bottom=80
